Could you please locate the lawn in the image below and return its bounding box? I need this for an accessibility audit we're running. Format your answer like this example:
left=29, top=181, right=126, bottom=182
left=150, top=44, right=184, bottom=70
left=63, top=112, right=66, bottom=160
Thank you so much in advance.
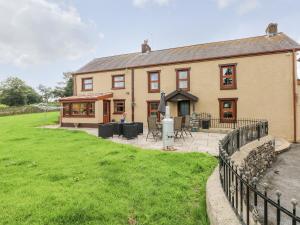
left=0, top=112, right=217, bottom=225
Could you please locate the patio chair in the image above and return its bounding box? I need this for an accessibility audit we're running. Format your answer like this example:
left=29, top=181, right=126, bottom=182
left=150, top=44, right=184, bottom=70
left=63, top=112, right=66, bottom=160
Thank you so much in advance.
left=146, top=117, right=161, bottom=141
left=174, top=117, right=184, bottom=141
left=183, top=115, right=193, bottom=137
left=98, top=123, right=114, bottom=138
left=123, top=123, right=138, bottom=139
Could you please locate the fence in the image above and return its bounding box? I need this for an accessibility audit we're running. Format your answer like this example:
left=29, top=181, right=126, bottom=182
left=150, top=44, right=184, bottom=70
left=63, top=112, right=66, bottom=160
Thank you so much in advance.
left=192, top=112, right=264, bottom=130
left=218, top=120, right=300, bottom=225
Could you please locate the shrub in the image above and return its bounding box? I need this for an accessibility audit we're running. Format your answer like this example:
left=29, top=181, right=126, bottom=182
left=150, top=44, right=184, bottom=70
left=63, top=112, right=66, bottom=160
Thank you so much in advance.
left=0, top=105, right=59, bottom=117
left=0, top=104, right=7, bottom=109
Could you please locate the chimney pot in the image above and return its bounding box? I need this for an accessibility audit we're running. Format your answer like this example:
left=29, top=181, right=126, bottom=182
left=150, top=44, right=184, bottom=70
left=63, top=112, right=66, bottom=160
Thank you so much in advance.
left=266, top=23, right=278, bottom=37
left=141, top=39, right=151, bottom=53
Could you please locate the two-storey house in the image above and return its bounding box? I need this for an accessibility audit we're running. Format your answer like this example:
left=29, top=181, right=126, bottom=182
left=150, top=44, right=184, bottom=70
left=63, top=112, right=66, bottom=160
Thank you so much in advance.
left=59, top=24, right=300, bottom=142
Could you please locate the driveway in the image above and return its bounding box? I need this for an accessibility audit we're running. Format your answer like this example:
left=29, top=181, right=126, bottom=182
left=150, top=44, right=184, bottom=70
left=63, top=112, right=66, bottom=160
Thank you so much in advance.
left=258, top=144, right=300, bottom=224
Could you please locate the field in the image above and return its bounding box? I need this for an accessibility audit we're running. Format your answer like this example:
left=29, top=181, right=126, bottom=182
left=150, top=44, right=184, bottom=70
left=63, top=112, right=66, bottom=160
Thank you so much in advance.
left=0, top=112, right=217, bottom=225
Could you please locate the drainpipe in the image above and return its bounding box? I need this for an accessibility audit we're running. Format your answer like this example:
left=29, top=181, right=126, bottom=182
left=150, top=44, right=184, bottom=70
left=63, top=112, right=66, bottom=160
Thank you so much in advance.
left=292, top=49, right=297, bottom=143
left=131, top=68, right=135, bottom=122
left=72, top=73, right=77, bottom=96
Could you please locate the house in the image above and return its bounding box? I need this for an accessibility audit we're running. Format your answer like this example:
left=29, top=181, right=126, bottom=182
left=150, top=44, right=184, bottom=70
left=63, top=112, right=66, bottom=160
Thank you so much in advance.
left=59, top=23, right=300, bottom=142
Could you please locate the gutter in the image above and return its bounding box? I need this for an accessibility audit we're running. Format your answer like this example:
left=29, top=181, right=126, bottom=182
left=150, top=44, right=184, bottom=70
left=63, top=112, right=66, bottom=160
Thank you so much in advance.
left=292, top=49, right=297, bottom=142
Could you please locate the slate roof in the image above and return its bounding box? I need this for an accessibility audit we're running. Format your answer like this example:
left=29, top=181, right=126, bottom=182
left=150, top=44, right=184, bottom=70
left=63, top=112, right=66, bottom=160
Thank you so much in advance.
left=75, top=33, right=300, bottom=74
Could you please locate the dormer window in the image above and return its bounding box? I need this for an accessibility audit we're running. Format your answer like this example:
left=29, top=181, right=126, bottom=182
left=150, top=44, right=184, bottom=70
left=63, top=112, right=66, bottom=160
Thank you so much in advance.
left=82, top=78, right=93, bottom=91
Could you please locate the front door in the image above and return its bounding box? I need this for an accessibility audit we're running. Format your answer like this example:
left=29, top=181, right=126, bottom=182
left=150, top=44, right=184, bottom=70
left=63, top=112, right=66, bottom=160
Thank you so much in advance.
left=178, top=100, right=190, bottom=117
left=103, top=100, right=111, bottom=123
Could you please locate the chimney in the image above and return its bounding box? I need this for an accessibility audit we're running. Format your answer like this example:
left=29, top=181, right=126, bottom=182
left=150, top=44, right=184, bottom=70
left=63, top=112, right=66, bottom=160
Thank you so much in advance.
left=265, top=23, right=278, bottom=37
left=141, top=40, right=151, bottom=53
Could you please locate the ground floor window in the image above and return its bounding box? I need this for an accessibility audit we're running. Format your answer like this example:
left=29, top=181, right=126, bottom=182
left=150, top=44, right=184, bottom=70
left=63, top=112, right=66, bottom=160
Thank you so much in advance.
left=218, top=98, right=238, bottom=122
left=147, top=101, right=160, bottom=121
left=63, top=102, right=95, bottom=117
left=113, top=99, right=125, bottom=114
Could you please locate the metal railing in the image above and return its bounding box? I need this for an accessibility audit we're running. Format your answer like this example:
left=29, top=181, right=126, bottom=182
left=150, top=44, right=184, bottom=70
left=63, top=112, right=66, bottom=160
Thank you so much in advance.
left=219, top=120, right=300, bottom=225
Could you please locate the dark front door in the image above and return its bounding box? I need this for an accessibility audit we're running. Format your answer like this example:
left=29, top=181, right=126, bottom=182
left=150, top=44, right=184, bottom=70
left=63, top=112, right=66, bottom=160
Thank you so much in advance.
left=178, top=100, right=190, bottom=117
left=103, top=100, right=111, bottom=123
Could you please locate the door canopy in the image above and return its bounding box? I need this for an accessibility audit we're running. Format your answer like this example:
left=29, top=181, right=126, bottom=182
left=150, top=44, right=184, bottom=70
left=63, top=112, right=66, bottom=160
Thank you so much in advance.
left=165, top=90, right=198, bottom=102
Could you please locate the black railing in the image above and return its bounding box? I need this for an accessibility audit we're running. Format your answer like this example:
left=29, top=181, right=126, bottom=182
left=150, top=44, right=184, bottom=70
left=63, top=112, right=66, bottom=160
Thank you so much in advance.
left=219, top=121, right=300, bottom=225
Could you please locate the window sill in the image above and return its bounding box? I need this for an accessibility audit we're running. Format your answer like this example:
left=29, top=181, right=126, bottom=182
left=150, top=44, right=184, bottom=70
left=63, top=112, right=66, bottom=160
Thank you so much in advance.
left=148, top=90, right=160, bottom=93
left=63, top=115, right=95, bottom=118
left=112, top=87, right=125, bottom=90
left=220, top=86, right=237, bottom=90
left=113, top=112, right=124, bottom=115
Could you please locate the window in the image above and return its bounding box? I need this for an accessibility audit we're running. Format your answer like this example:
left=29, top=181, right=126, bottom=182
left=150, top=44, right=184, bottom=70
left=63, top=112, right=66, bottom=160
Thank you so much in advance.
left=147, top=101, right=160, bottom=121
left=112, top=75, right=125, bottom=89
left=148, top=71, right=160, bottom=93
left=62, top=102, right=95, bottom=117
left=82, top=78, right=93, bottom=91
left=218, top=98, right=238, bottom=122
left=63, top=103, right=70, bottom=116
left=219, top=64, right=237, bottom=90
left=176, top=68, right=190, bottom=91
left=113, top=100, right=125, bottom=114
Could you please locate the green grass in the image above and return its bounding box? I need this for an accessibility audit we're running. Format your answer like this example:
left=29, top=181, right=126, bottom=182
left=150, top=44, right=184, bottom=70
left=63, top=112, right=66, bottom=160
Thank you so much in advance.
left=0, top=113, right=217, bottom=225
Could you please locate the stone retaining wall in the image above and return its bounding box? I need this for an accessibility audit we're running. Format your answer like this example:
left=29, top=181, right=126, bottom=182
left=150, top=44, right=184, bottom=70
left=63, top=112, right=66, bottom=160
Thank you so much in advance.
left=206, top=135, right=276, bottom=225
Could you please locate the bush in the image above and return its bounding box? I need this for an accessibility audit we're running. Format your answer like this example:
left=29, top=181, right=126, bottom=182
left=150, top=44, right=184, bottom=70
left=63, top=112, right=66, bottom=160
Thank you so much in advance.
left=0, top=104, right=7, bottom=109
left=0, top=105, right=59, bottom=117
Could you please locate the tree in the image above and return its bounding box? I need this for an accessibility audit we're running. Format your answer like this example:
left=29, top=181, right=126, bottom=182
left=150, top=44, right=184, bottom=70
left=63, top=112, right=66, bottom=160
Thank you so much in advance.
left=38, top=85, right=53, bottom=103
left=52, top=72, right=73, bottom=98
left=0, top=77, right=41, bottom=106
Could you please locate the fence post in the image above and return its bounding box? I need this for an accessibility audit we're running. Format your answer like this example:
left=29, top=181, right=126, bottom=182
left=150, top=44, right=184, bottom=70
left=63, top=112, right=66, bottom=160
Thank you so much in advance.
left=291, top=199, right=298, bottom=225
left=257, top=123, right=261, bottom=141
left=263, top=183, right=269, bottom=225
left=275, top=190, right=281, bottom=225
left=237, top=129, right=240, bottom=151
left=245, top=171, right=250, bottom=225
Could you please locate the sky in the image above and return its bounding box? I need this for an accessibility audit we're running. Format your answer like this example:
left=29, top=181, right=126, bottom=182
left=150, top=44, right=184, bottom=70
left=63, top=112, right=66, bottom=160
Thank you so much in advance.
left=0, top=0, right=300, bottom=89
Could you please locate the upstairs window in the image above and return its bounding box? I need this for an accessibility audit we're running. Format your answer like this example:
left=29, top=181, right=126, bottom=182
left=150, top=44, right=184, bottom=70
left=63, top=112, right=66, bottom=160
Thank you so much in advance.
left=148, top=71, right=160, bottom=93
left=219, top=98, right=238, bottom=122
left=112, top=75, right=125, bottom=89
left=219, top=64, right=237, bottom=90
left=113, top=99, right=125, bottom=114
left=82, top=78, right=93, bottom=91
left=176, top=68, right=190, bottom=91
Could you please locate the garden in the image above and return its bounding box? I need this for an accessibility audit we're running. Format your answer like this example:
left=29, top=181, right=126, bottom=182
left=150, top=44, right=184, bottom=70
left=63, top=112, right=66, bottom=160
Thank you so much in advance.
left=0, top=112, right=217, bottom=225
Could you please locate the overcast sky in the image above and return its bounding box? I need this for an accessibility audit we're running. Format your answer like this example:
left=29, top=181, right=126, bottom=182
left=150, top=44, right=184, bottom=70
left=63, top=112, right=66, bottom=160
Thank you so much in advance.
left=0, top=0, right=299, bottom=88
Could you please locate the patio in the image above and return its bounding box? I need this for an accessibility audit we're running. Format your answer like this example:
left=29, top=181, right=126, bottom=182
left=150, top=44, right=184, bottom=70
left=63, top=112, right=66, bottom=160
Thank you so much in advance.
left=44, top=125, right=226, bottom=156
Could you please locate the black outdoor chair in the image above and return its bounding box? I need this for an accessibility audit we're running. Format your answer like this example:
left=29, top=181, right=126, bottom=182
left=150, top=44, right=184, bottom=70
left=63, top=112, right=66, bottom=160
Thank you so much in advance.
left=98, top=123, right=114, bottom=138
left=134, top=122, right=143, bottom=134
left=123, top=123, right=138, bottom=139
left=111, top=123, right=123, bottom=136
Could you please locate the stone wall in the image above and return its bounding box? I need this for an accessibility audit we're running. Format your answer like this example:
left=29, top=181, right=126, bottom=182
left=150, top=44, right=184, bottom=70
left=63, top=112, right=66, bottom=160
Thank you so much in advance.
left=242, top=140, right=276, bottom=180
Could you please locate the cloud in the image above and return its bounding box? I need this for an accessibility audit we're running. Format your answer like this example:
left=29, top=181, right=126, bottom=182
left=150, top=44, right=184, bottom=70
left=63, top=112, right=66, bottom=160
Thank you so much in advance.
left=237, top=0, right=259, bottom=15
left=0, top=0, right=103, bottom=66
left=133, top=0, right=172, bottom=7
left=215, top=0, right=260, bottom=14
left=216, top=0, right=237, bottom=9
